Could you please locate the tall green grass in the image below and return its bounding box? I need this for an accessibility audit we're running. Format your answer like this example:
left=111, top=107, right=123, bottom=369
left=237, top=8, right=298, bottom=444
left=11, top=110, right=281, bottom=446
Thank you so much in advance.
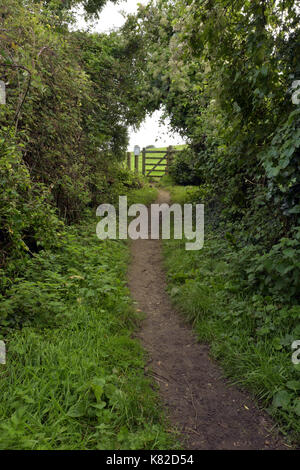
left=157, top=178, right=200, bottom=204
left=0, top=187, right=176, bottom=450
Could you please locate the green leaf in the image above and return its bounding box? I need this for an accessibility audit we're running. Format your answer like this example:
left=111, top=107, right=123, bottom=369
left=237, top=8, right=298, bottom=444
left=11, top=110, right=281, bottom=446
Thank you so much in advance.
left=91, top=402, right=106, bottom=410
left=272, top=390, right=291, bottom=409
left=286, top=380, right=300, bottom=392
left=91, top=377, right=105, bottom=402
left=67, top=403, right=86, bottom=418
left=294, top=400, right=300, bottom=417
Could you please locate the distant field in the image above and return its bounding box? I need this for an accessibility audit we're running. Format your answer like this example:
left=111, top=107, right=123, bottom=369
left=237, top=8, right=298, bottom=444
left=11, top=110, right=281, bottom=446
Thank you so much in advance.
left=128, top=145, right=186, bottom=178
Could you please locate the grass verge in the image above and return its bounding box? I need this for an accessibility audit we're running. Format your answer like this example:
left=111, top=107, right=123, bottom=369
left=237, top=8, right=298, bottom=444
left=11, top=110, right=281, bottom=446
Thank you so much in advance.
left=0, top=186, right=175, bottom=450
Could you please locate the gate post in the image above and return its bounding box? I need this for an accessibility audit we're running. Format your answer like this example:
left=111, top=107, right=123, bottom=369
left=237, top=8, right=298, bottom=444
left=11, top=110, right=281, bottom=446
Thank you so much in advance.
left=166, top=145, right=173, bottom=175
left=127, top=151, right=131, bottom=170
left=142, top=148, right=146, bottom=175
left=135, top=154, right=139, bottom=173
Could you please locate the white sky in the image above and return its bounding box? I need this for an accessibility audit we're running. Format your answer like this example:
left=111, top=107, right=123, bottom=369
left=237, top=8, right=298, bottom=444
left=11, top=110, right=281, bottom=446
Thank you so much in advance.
left=75, top=0, right=185, bottom=150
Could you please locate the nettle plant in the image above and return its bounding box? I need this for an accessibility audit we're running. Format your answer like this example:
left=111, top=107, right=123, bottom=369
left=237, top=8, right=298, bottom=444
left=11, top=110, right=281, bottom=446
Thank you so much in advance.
left=261, top=107, right=300, bottom=219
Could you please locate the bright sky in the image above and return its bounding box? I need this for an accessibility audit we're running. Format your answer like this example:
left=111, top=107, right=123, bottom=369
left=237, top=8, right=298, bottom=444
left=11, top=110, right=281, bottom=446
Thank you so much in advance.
left=75, top=1, right=185, bottom=151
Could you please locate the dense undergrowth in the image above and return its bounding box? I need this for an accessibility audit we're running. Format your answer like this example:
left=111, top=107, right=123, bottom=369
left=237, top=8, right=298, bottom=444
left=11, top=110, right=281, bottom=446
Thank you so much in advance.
left=0, top=186, right=177, bottom=450
left=163, top=184, right=300, bottom=445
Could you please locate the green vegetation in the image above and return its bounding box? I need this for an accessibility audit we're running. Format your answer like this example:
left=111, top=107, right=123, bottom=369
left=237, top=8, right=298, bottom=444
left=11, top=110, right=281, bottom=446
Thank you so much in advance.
left=0, top=186, right=176, bottom=450
left=127, top=186, right=158, bottom=206
left=0, top=0, right=147, bottom=292
left=158, top=178, right=199, bottom=204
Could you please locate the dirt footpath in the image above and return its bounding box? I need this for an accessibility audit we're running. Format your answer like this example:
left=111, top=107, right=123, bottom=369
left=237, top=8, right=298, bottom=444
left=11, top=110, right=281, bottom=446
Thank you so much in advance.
left=128, top=189, right=285, bottom=450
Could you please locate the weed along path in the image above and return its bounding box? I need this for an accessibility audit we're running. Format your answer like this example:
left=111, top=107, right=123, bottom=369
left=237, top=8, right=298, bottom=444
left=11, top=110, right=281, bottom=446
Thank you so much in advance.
left=128, top=189, right=284, bottom=450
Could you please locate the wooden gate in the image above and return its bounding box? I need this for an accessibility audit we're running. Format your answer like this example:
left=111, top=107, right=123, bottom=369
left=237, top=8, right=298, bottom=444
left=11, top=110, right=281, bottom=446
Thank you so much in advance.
left=127, top=146, right=178, bottom=178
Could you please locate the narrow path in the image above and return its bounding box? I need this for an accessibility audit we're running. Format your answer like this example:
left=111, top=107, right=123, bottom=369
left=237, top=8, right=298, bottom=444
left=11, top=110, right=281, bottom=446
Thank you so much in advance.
left=128, top=189, right=284, bottom=450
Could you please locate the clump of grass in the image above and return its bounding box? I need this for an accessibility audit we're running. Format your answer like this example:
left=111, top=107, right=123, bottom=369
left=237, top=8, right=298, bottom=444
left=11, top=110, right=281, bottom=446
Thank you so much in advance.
left=127, top=185, right=158, bottom=206
left=158, top=180, right=200, bottom=205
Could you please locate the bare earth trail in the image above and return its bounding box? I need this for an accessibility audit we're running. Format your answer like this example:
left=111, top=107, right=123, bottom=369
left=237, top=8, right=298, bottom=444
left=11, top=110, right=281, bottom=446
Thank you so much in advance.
left=128, top=189, right=285, bottom=450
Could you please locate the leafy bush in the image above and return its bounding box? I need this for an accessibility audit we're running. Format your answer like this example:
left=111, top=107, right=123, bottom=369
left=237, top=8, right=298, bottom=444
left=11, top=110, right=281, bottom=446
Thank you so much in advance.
left=0, top=0, right=146, bottom=222
left=169, top=148, right=203, bottom=185
left=233, top=229, right=300, bottom=303
left=0, top=131, right=63, bottom=293
left=260, top=108, right=300, bottom=220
